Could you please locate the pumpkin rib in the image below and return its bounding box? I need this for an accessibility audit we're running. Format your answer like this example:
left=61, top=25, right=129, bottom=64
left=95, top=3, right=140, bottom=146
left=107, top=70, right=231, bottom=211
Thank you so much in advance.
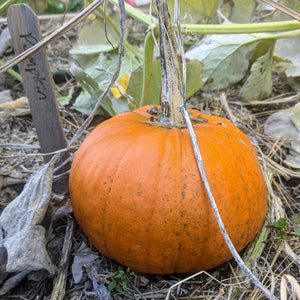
left=157, top=127, right=187, bottom=272
left=108, top=126, right=163, bottom=262
left=194, top=124, right=266, bottom=242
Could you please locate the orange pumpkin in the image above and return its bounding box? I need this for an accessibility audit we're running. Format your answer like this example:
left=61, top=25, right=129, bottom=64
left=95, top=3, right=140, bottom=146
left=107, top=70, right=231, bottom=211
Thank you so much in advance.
left=69, top=105, right=267, bottom=274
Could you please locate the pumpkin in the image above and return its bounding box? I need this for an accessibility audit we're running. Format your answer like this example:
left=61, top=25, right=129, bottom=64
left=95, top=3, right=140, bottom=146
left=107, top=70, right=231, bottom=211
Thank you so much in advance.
left=69, top=105, right=267, bottom=274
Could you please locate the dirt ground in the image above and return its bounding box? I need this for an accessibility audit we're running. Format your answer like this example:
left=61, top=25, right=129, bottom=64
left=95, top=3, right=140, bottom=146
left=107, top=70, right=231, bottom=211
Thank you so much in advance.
left=0, top=12, right=299, bottom=300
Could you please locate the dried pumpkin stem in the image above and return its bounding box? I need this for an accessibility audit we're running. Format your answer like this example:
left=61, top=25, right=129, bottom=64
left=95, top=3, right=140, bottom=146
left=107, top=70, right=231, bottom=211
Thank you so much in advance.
left=155, top=0, right=183, bottom=127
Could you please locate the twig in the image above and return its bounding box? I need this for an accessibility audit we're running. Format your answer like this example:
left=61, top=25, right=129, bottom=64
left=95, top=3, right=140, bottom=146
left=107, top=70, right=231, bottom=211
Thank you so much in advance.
left=261, top=0, right=300, bottom=21
left=50, top=217, right=74, bottom=300
left=165, top=271, right=225, bottom=300
left=219, top=92, right=239, bottom=125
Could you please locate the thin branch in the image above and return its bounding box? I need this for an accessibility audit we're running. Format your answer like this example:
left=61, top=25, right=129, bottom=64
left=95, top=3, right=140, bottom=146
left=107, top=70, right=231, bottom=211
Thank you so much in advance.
left=261, top=0, right=300, bottom=21
left=50, top=217, right=74, bottom=300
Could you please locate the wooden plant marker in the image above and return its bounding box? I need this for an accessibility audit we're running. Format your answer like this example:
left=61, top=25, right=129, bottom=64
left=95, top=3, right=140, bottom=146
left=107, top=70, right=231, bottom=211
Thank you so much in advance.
left=7, top=4, right=68, bottom=163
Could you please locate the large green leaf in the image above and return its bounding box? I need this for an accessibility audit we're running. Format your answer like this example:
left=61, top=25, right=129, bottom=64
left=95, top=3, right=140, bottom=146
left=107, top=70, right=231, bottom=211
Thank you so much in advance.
left=71, top=14, right=120, bottom=55
left=185, top=33, right=275, bottom=100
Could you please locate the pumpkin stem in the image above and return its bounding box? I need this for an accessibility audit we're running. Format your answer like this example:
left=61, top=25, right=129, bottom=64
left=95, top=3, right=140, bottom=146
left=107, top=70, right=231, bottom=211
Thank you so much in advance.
left=155, top=0, right=184, bottom=127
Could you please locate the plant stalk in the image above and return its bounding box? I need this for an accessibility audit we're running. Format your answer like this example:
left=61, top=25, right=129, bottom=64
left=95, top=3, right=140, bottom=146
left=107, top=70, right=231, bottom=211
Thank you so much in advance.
left=155, top=0, right=183, bottom=127
left=0, top=0, right=19, bottom=15
left=140, top=31, right=155, bottom=107
left=0, top=60, right=22, bottom=82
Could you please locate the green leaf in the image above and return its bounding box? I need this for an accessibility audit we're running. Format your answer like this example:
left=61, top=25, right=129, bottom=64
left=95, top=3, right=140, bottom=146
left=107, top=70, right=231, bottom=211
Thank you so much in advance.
left=72, top=92, right=102, bottom=115
left=292, top=214, right=300, bottom=224
left=277, top=230, right=288, bottom=240
left=46, top=0, right=65, bottom=13
left=70, top=63, right=132, bottom=116
left=108, top=279, right=117, bottom=291
left=274, top=218, right=287, bottom=230
left=220, top=0, right=256, bottom=23
left=122, top=279, right=128, bottom=292
left=294, top=228, right=300, bottom=236
left=239, top=40, right=275, bottom=101
left=71, top=14, right=120, bottom=55
left=127, top=58, right=203, bottom=106
left=168, top=0, right=220, bottom=23
left=186, top=59, right=204, bottom=99
left=186, top=33, right=275, bottom=99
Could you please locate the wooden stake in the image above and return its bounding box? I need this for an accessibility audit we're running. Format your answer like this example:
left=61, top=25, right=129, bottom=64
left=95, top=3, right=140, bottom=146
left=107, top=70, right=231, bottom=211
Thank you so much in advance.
left=7, top=4, right=67, bottom=163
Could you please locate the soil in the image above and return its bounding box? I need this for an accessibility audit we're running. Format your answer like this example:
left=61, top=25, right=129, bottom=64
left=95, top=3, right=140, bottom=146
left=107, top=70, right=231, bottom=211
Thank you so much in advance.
left=0, top=10, right=299, bottom=300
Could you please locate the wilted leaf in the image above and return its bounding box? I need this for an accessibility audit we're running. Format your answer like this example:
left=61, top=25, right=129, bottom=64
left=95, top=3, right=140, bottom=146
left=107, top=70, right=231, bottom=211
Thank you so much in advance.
left=0, top=270, right=29, bottom=296
left=71, top=242, right=100, bottom=284
left=275, top=38, right=300, bottom=78
left=71, top=242, right=110, bottom=299
left=0, top=157, right=57, bottom=277
left=4, top=226, right=54, bottom=273
left=85, top=264, right=111, bottom=299
left=264, top=103, right=300, bottom=168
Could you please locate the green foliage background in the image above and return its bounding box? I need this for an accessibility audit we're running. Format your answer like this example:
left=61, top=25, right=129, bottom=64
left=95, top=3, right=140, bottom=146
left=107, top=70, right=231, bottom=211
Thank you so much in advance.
left=0, top=0, right=84, bottom=14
